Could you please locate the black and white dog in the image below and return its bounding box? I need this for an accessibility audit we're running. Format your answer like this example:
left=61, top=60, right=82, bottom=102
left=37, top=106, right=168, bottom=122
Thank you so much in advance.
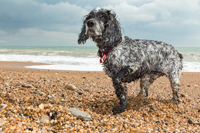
left=78, top=7, right=183, bottom=115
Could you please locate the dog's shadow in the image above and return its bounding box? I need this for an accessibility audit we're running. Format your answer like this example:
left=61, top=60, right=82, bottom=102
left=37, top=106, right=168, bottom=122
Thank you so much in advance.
left=80, top=94, right=179, bottom=115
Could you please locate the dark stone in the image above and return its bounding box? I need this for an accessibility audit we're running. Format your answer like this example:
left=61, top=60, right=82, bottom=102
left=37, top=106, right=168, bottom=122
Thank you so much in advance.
left=28, top=128, right=33, bottom=131
left=149, top=105, right=156, bottom=111
left=49, top=130, right=57, bottom=133
left=61, top=93, right=66, bottom=97
left=50, top=112, right=57, bottom=119
left=165, top=122, right=169, bottom=125
left=188, top=119, right=193, bottom=124
left=155, top=121, right=160, bottom=123
left=175, top=111, right=182, bottom=114
left=77, top=90, right=83, bottom=95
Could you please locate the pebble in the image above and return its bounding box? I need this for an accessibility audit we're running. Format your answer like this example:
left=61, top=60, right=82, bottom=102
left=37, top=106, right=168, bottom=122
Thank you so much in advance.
left=180, top=93, right=187, bottom=98
left=34, top=91, right=45, bottom=96
left=77, top=90, right=84, bottom=95
left=188, top=119, right=193, bottom=124
left=40, top=115, right=50, bottom=123
left=149, top=105, right=156, bottom=111
left=39, top=104, right=44, bottom=110
left=129, top=127, right=145, bottom=133
left=0, top=69, right=200, bottom=132
left=73, top=92, right=79, bottom=95
left=3, top=83, right=9, bottom=87
left=1, top=104, right=7, bottom=109
left=67, top=108, right=92, bottom=121
left=84, top=89, right=90, bottom=92
left=154, top=127, right=159, bottom=130
left=0, top=119, right=5, bottom=125
left=21, top=83, right=32, bottom=88
left=50, top=112, right=57, bottom=119
left=64, top=84, right=76, bottom=91
left=0, top=84, right=3, bottom=88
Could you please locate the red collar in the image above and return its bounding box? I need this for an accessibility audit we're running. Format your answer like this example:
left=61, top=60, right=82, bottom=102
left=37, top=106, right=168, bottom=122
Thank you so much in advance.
left=98, top=47, right=113, bottom=63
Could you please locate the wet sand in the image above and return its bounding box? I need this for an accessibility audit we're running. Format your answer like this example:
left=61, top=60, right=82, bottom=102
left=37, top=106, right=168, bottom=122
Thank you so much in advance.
left=0, top=61, right=200, bottom=132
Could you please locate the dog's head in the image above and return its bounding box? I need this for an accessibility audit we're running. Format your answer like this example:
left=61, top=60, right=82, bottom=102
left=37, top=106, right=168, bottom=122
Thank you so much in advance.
left=78, top=8, right=122, bottom=48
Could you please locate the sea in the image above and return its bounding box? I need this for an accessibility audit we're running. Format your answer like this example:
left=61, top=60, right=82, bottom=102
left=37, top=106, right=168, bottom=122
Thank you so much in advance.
left=0, top=46, right=200, bottom=72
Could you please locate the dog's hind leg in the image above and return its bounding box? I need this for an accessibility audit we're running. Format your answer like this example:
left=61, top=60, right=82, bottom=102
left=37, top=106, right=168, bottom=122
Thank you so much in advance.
left=168, top=71, right=181, bottom=103
left=139, top=72, right=164, bottom=97
left=112, top=67, right=133, bottom=115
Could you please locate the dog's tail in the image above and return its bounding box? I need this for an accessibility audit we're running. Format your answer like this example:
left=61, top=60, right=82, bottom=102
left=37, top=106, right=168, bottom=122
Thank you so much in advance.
left=178, top=53, right=183, bottom=61
left=178, top=52, right=183, bottom=70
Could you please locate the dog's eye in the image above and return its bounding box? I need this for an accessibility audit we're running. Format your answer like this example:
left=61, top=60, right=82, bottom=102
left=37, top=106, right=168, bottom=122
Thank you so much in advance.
left=87, top=16, right=92, bottom=19
left=102, top=16, right=106, bottom=20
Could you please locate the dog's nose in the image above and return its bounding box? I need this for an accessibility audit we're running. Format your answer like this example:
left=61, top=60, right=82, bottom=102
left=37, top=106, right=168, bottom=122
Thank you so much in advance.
left=87, top=20, right=94, bottom=27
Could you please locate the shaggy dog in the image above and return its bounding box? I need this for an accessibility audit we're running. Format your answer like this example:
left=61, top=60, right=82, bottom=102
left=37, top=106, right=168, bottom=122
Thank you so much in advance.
left=78, top=7, right=183, bottom=115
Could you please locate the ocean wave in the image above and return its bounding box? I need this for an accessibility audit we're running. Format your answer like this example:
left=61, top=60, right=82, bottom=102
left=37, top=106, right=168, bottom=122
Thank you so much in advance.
left=0, top=47, right=200, bottom=72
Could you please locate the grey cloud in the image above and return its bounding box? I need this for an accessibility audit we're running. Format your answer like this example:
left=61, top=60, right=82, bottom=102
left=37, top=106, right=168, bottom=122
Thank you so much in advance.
left=0, top=0, right=200, bottom=47
left=0, top=0, right=88, bottom=32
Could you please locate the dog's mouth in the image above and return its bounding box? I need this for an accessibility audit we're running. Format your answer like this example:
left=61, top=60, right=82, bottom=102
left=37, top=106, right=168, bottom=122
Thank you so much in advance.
left=92, top=36, right=102, bottom=43
left=86, top=28, right=96, bottom=37
left=86, top=28, right=102, bottom=43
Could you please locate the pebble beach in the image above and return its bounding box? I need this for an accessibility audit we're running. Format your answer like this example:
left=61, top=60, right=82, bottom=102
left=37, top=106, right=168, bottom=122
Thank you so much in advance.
left=0, top=62, right=200, bottom=132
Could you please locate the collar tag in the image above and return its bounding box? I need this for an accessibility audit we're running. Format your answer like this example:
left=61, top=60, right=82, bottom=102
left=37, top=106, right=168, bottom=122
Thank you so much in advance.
left=100, top=54, right=107, bottom=63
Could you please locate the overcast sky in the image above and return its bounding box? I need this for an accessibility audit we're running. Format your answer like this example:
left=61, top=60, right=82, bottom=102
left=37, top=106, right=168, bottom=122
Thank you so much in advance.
left=0, top=0, right=200, bottom=47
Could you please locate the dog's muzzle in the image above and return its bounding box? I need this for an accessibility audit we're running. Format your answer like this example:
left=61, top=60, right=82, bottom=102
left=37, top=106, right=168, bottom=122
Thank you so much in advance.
left=87, top=20, right=95, bottom=28
left=85, top=19, right=103, bottom=37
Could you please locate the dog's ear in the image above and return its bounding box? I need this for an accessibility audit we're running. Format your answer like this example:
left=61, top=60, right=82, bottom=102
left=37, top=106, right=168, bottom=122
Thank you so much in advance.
left=102, top=10, right=122, bottom=47
left=78, top=19, right=89, bottom=44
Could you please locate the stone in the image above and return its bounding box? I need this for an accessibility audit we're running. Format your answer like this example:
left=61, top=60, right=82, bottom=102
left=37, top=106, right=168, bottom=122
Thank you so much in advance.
left=180, top=93, right=187, bottom=98
left=129, top=127, right=145, bottom=133
left=195, top=122, right=200, bottom=126
left=34, top=91, right=45, bottom=96
left=50, top=112, right=57, bottom=119
left=77, top=90, right=84, bottom=95
left=0, top=118, right=5, bottom=125
left=149, top=105, right=156, bottom=111
left=39, top=104, right=44, bottom=110
left=40, top=115, right=50, bottom=123
left=73, top=92, right=79, bottom=95
left=21, top=84, right=32, bottom=88
left=67, top=108, right=92, bottom=121
left=0, top=84, right=3, bottom=88
left=64, top=84, right=76, bottom=91
left=188, top=119, right=193, bottom=124
left=3, top=83, right=9, bottom=87
left=1, top=104, right=7, bottom=109
left=84, top=89, right=90, bottom=92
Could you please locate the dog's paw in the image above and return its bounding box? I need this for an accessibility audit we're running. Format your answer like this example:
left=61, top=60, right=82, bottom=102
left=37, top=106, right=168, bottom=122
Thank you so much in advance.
left=137, top=91, right=148, bottom=97
left=112, top=106, right=125, bottom=115
left=171, top=97, right=182, bottom=104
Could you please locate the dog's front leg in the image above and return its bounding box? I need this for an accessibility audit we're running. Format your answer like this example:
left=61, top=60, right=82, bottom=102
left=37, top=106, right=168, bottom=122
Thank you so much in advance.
left=112, top=67, right=133, bottom=115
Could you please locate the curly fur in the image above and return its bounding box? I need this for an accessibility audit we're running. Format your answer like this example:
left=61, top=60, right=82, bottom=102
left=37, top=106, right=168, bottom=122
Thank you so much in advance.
left=78, top=8, right=183, bottom=115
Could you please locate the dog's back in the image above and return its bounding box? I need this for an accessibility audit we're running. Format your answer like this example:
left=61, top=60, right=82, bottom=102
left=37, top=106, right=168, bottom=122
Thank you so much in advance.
left=105, top=36, right=183, bottom=79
